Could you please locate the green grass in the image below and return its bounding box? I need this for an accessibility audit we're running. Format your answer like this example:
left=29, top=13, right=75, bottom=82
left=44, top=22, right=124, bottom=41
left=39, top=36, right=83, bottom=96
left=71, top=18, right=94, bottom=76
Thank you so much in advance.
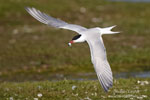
left=0, top=78, right=150, bottom=100
left=0, top=0, right=150, bottom=99
left=0, top=0, right=150, bottom=80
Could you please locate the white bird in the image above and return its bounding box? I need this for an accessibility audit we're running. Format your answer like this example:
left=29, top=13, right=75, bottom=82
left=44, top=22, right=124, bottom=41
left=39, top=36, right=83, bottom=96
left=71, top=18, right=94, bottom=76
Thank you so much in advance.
left=25, top=7, right=119, bottom=92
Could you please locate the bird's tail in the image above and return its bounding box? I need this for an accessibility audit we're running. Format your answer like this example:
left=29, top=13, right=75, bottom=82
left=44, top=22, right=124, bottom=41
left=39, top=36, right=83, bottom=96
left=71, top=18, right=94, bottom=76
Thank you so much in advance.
left=99, top=25, right=120, bottom=35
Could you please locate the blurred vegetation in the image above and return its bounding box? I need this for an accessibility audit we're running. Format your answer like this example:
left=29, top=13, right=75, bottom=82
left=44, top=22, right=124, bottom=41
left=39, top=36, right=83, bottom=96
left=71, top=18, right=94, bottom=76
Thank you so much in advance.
left=0, top=0, right=150, bottom=81
left=0, top=78, right=150, bottom=100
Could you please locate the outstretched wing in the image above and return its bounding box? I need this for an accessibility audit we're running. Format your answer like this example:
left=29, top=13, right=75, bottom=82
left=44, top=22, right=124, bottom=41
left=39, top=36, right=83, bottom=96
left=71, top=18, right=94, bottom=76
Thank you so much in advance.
left=25, top=7, right=87, bottom=33
left=86, top=30, right=113, bottom=92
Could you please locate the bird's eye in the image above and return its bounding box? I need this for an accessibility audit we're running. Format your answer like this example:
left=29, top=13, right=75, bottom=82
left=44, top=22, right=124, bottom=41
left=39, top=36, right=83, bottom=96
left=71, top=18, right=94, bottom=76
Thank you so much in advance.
left=72, top=35, right=81, bottom=40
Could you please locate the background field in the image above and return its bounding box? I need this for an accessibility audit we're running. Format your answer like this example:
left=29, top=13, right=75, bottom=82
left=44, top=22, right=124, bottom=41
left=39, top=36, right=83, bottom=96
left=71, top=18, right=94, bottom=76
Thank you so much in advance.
left=0, top=0, right=150, bottom=99
left=0, top=79, right=150, bottom=100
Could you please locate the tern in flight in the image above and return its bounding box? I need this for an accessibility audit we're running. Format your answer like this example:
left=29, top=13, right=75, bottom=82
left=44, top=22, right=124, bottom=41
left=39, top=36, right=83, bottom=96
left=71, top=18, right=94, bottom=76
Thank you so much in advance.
left=25, top=7, right=119, bottom=92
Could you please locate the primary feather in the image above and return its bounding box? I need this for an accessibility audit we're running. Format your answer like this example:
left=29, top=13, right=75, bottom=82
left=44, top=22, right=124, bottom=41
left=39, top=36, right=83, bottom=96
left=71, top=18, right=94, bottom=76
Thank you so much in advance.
left=25, top=7, right=87, bottom=33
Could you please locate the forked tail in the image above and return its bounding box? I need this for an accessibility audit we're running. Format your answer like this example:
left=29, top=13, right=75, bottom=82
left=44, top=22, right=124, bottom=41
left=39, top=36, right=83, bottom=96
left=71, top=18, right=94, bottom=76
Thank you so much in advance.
left=99, top=25, right=120, bottom=35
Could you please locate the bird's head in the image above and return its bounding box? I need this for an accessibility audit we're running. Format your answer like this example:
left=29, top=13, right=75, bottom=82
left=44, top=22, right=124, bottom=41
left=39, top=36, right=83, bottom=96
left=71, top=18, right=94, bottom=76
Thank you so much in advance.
left=68, top=34, right=82, bottom=47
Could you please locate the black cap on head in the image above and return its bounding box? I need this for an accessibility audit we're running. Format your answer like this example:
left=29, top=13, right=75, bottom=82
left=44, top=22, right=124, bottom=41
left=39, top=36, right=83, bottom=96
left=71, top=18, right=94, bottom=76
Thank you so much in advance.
left=72, top=35, right=81, bottom=40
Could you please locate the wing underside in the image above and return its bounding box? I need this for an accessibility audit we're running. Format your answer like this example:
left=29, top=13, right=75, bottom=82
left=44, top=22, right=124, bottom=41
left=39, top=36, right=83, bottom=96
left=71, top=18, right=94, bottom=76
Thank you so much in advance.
left=25, top=7, right=87, bottom=33
left=86, top=31, right=113, bottom=92
left=94, top=57, right=113, bottom=92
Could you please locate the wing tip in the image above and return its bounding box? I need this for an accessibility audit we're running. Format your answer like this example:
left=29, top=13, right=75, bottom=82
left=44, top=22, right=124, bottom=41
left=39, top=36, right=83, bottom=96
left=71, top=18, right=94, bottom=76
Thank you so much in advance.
left=98, top=74, right=113, bottom=92
left=24, top=6, right=30, bottom=11
left=103, top=82, right=113, bottom=92
left=102, top=83, right=113, bottom=92
left=25, top=7, right=36, bottom=13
